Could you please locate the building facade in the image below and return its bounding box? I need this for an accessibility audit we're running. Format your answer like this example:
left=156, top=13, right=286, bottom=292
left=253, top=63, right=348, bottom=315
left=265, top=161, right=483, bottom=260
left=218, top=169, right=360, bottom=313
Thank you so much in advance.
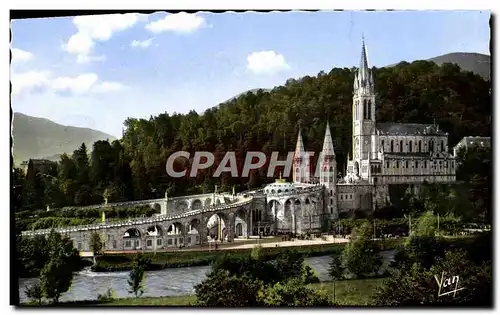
left=274, top=39, right=457, bottom=230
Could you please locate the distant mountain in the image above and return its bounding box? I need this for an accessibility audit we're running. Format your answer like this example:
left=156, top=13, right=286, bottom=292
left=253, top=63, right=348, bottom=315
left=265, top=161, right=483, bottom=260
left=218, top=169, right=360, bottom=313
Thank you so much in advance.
left=426, top=53, right=490, bottom=80
left=12, top=113, right=116, bottom=165
left=387, top=52, right=491, bottom=80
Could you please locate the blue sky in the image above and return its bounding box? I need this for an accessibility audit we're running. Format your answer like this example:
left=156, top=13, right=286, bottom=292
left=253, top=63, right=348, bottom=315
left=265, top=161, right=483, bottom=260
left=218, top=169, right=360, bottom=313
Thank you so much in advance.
left=10, top=10, right=490, bottom=138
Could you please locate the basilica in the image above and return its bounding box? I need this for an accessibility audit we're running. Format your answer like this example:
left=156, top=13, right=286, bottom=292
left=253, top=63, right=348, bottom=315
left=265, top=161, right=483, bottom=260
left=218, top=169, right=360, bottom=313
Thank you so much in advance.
left=256, top=40, right=457, bottom=234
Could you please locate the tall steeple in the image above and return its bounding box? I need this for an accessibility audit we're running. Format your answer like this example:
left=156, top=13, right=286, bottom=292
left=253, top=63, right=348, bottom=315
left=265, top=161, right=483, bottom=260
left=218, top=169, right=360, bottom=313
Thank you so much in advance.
left=294, top=130, right=305, bottom=157
left=321, top=121, right=335, bottom=157
left=358, top=36, right=371, bottom=88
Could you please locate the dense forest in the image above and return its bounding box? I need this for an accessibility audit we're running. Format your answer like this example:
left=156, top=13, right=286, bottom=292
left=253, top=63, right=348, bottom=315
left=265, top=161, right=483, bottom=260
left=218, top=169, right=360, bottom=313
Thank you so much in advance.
left=12, top=60, right=491, bottom=216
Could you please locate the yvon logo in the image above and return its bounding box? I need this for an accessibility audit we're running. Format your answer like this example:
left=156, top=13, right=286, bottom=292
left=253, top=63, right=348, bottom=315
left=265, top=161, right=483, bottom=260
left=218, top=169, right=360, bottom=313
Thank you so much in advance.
left=434, top=271, right=466, bottom=297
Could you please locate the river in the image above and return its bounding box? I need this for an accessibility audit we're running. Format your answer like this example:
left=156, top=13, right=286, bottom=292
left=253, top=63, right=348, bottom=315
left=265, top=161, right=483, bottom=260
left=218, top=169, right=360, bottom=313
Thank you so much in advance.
left=18, top=251, right=394, bottom=303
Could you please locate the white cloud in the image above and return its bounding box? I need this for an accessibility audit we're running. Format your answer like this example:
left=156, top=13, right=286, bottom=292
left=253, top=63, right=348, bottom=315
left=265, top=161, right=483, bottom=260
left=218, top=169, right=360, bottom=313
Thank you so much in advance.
left=11, top=70, right=51, bottom=95
left=76, top=54, right=106, bottom=64
left=246, top=50, right=291, bottom=75
left=94, top=81, right=127, bottom=93
left=130, top=38, right=153, bottom=48
left=64, top=13, right=146, bottom=62
left=11, top=48, right=33, bottom=64
left=146, top=13, right=206, bottom=34
left=11, top=70, right=126, bottom=96
left=50, top=73, right=99, bottom=94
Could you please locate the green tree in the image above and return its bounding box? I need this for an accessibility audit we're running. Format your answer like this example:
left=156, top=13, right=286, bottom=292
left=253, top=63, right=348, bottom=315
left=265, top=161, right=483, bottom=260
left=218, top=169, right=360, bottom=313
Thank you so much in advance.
left=40, top=255, right=73, bottom=303
left=25, top=282, right=43, bottom=305
left=412, top=211, right=437, bottom=237
left=195, top=269, right=264, bottom=306
left=328, top=255, right=344, bottom=303
left=127, top=253, right=149, bottom=297
left=90, top=232, right=103, bottom=256
left=341, top=222, right=382, bottom=278
left=250, top=245, right=263, bottom=261
left=257, top=278, right=332, bottom=306
left=373, top=250, right=492, bottom=306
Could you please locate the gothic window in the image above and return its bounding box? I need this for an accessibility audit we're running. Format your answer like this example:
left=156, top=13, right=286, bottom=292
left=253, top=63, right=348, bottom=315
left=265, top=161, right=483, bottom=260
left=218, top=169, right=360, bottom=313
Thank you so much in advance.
left=418, top=140, right=422, bottom=152
left=396, top=161, right=399, bottom=168
left=415, top=161, right=419, bottom=168
left=452, top=161, right=454, bottom=169
left=424, top=161, right=427, bottom=168
left=441, top=140, right=445, bottom=152
left=330, top=190, right=332, bottom=196
left=350, top=194, right=353, bottom=199
left=340, top=195, right=343, bottom=200
left=295, top=168, right=299, bottom=174
left=409, top=141, right=413, bottom=152
left=381, top=140, right=384, bottom=150
left=390, top=140, right=394, bottom=152
left=363, top=100, right=367, bottom=119
left=429, top=140, right=434, bottom=152
left=112, top=240, right=117, bottom=249
left=368, top=100, right=372, bottom=119
left=406, top=161, right=409, bottom=168
left=400, top=140, right=404, bottom=152
left=329, top=166, right=334, bottom=172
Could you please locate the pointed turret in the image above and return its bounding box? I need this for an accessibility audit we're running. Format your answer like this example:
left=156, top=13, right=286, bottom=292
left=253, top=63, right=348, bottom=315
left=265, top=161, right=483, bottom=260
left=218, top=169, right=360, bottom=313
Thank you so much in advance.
left=322, top=121, right=335, bottom=157
left=294, top=130, right=305, bottom=158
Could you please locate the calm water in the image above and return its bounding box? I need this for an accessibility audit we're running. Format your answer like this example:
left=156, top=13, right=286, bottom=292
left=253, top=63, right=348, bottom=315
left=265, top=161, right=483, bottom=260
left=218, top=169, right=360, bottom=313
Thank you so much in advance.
left=18, top=251, right=394, bottom=303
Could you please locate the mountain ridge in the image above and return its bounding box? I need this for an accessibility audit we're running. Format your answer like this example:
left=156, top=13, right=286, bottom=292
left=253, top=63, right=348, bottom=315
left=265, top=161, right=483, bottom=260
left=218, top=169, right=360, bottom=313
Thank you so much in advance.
left=12, top=112, right=116, bottom=165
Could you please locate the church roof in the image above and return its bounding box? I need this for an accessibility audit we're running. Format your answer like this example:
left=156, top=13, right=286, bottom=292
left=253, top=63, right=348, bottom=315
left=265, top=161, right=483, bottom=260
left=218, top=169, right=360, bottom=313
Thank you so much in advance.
left=376, top=123, right=447, bottom=136
left=321, top=121, right=335, bottom=157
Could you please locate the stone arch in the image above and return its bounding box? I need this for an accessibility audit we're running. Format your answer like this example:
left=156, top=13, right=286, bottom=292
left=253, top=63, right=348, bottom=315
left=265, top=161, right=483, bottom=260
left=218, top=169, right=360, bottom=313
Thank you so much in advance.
left=399, top=140, right=404, bottom=152
left=204, top=198, right=212, bottom=207
left=268, top=199, right=281, bottom=232
left=184, top=218, right=201, bottom=246
left=191, top=199, right=203, bottom=210
left=146, top=225, right=164, bottom=249
left=234, top=207, right=249, bottom=239
left=166, top=222, right=184, bottom=235
left=175, top=200, right=188, bottom=212
left=215, top=198, right=221, bottom=205
left=207, top=213, right=228, bottom=241
left=294, top=199, right=303, bottom=234
left=123, top=228, right=142, bottom=250
left=146, top=225, right=164, bottom=236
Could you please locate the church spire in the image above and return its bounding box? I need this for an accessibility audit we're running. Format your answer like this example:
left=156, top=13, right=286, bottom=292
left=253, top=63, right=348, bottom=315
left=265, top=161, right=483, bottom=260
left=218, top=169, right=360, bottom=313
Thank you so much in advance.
left=294, top=129, right=305, bottom=156
left=359, top=36, right=370, bottom=86
left=322, top=121, right=335, bottom=157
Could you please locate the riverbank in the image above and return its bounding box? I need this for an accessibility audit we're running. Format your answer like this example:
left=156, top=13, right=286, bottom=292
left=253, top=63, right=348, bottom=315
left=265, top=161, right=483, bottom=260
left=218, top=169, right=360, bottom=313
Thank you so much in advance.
left=22, top=277, right=388, bottom=306
left=93, top=237, right=404, bottom=272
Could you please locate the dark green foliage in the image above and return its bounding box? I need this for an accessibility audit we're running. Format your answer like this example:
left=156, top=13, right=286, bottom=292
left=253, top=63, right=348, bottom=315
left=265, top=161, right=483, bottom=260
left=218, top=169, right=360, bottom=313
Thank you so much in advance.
left=127, top=253, right=150, bottom=298
left=17, top=230, right=82, bottom=278
left=90, top=232, right=103, bottom=256
left=341, top=223, right=383, bottom=278
left=373, top=250, right=492, bottom=306
left=25, top=282, right=43, bottom=305
left=39, top=230, right=80, bottom=303
left=195, top=270, right=264, bottom=306
left=328, top=255, right=344, bottom=281
left=258, top=278, right=333, bottom=306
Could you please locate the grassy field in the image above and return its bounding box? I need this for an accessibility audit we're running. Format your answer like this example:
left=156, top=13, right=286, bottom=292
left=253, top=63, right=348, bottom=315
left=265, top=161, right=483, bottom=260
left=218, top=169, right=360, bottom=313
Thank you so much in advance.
left=94, top=278, right=387, bottom=306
